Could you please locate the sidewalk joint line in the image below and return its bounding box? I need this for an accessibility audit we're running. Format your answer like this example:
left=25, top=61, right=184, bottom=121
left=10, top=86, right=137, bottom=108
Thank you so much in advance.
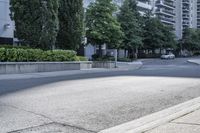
left=0, top=102, right=97, bottom=133
left=7, top=122, right=55, bottom=133
left=171, top=122, right=200, bottom=126
left=0, top=102, right=54, bottom=122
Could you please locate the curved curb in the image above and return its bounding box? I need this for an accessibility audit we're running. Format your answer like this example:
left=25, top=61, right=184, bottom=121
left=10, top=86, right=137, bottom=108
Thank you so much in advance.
left=99, top=97, right=200, bottom=133
left=187, top=60, right=200, bottom=65
left=116, top=61, right=143, bottom=70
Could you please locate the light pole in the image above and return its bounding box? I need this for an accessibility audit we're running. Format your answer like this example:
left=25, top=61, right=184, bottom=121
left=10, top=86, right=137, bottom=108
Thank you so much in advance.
left=114, top=49, right=118, bottom=68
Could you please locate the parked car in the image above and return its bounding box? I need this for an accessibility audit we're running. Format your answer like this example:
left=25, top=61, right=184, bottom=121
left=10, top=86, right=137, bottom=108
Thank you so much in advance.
left=161, top=53, right=175, bottom=59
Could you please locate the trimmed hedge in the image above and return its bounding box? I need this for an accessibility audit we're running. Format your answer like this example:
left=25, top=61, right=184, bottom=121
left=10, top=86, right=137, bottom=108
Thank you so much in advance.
left=76, top=56, right=88, bottom=61
left=0, top=48, right=86, bottom=62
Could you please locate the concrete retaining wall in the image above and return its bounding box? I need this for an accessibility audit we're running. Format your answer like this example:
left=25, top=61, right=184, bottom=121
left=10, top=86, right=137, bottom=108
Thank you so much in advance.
left=92, top=61, right=116, bottom=69
left=0, top=62, right=92, bottom=74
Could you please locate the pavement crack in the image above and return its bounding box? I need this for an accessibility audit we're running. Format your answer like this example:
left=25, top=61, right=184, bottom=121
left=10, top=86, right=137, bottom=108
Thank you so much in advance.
left=0, top=102, right=54, bottom=122
left=0, top=102, right=97, bottom=133
left=7, top=122, right=97, bottom=133
left=55, top=122, right=97, bottom=133
left=7, top=122, right=55, bottom=133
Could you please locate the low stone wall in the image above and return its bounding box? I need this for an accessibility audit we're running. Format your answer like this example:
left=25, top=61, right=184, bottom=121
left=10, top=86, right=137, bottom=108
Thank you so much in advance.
left=92, top=61, right=116, bottom=69
left=0, top=62, right=92, bottom=74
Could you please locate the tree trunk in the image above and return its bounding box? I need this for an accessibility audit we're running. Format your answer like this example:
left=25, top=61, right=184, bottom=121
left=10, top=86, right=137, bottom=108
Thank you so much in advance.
left=135, top=47, right=138, bottom=59
left=98, top=44, right=102, bottom=57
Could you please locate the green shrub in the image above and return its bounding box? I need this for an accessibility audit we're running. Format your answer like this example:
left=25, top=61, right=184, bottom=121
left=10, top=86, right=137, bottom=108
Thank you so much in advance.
left=193, top=51, right=200, bottom=56
left=76, top=56, right=88, bottom=61
left=42, top=50, right=77, bottom=61
left=0, top=47, right=78, bottom=62
left=0, top=44, right=30, bottom=49
left=0, top=48, right=6, bottom=61
left=118, top=57, right=132, bottom=62
left=92, top=54, right=115, bottom=61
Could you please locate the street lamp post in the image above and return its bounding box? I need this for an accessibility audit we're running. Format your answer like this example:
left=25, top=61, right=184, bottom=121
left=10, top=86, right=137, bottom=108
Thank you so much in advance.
left=114, top=49, right=118, bottom=68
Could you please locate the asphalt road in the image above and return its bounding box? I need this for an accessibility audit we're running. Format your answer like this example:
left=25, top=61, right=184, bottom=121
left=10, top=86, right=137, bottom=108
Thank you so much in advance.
left=0, top=57, right=200, bottom=133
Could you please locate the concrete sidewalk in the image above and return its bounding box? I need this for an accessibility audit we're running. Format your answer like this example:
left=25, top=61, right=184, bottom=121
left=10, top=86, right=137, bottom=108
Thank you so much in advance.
left=99, top=97, right=200, bottom=133
left=146, top=108, right=200, bottom=133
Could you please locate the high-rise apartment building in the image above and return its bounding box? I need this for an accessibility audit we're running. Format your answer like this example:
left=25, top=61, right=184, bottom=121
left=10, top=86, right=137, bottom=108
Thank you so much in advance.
left=0, top=0, right=13, bottom=44
left=155, top=0, right=176, bottom=27
left=197, top=0, right=200, bottom=28
left=154, top=0, right=198, bottom=39
left=84, top=0, right=153, bottom=15
left=175, top=0, right=197, bottom=39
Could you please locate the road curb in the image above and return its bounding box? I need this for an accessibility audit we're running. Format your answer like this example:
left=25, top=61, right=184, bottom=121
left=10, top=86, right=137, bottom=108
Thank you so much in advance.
left=99, top=97, right=200, bottom=133
left=187, top=60, right=200, bottom=65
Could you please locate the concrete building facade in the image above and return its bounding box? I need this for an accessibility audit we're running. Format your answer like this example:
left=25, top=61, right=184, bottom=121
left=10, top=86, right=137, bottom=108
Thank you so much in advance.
left=151, top=0, right=199, bottom=39
left=175, top=0, right=198, bottom=39
left=197, top=0, right=200, bottom=28
left=155, top=0, right=176, bottom=27
left=0, top=0, right=13, bottom=44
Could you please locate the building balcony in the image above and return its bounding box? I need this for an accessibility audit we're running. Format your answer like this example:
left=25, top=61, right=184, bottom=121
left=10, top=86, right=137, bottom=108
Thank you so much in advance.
left=156, top=9, right=175, bottom=17
left=182, top=0, right=190, bottom=4
left=158, top=15, right=175, bottom=25
left=156, top=0, right=175, bottom=9
left=137, top=1, right=152, bottom=10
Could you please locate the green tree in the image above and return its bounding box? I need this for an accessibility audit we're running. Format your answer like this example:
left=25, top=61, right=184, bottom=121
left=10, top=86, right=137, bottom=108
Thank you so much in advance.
left=162, top=25, right=177, bottom=50
left=182, top=28, right=200, bottom=51
left=118, top=0, right=143, bottom=59
left=10, top=0, right=59, bottom=50
left=143, top=14, right=177, bottom=54
left=86, top=0, right=123, bottom=57
left=56, top=0, right=84, bottom=50
left=143, top=17, right=166, bottom=54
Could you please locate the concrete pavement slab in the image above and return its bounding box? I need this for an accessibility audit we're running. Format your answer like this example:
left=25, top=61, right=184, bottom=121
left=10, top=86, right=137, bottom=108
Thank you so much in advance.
left=99, top=97, right=200, bottom=133
left=0, top=103, right=52, bottom=133
left=173, top=109, right=200, bottom=124
left=11, top=123, right=95, bottom=133
left=1, top=76, right=200, bottom=132
left=145, top=123, right=200, bottom=133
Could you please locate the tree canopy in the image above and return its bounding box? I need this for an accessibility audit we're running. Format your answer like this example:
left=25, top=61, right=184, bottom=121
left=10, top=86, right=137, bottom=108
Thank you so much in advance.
left=143, top=16, right=177, bottom=52
left=10, top=0, right=59, bottom=50
left=182, top=28, right=200, bottom=51
left=117, top=0, right=143, bottom=58
left=86, top=0, right=123, bottom=56
left=56, top=0, right=84, bottom=50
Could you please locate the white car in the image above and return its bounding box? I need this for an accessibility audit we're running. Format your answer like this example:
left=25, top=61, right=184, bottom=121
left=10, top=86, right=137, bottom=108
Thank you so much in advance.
left=161, top=53, right=175, bottom=59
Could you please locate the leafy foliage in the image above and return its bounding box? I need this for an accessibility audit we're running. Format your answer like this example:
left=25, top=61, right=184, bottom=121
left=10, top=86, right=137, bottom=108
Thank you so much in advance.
left=182, top=28, right=200, bottom=51
left=143, top=16, right=177, bottom=51
left=117, top=0, right=143, bottom=58
left=56, top=0, right=84, bottom=50
left=0, top=48, right=79, bottom=62
left=10, top=0, right=59, bottom=50
left=86, top=0, right=123, bottom=56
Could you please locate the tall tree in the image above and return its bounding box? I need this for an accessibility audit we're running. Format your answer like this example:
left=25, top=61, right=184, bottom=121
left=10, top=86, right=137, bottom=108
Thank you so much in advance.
left=56, top=0, right=84, bottom=50
left=86, top=0, right=123, bottom=57
left=117, top=0, right=143, bottom=59
left=182, top=28, right=200, bottom=51
left=10, top=0, right=59, bottom=50
left=162, top=25, right=177, bottom=50
left=143, top=17, right=165, bottom=52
